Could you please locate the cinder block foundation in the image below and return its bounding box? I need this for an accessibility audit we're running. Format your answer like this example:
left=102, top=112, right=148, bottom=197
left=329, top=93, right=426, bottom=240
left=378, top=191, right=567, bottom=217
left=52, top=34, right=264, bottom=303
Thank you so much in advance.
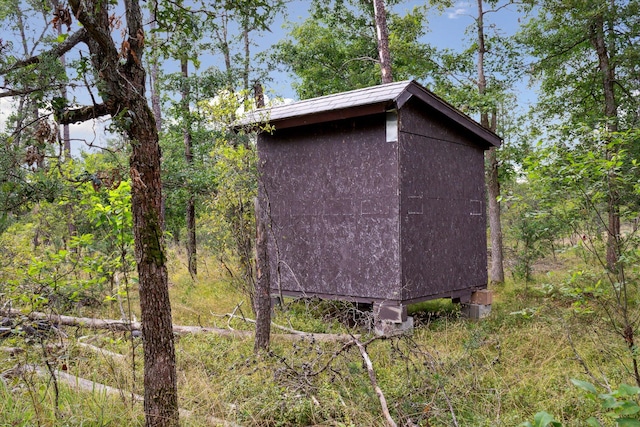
left=373, top=302, right=414, bottom=336
left=461, top=290, right=493, bottom=320
left=375, top=316, right=414, bottom=336
left=374, top=302, right=407, bottom=323
left=461, top=303, right=492, bottom=320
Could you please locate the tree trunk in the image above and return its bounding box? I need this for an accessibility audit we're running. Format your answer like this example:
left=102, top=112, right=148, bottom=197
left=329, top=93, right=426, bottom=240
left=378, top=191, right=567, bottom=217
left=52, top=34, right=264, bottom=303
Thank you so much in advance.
left=373, top=0, right=393, bottom=84
left=129, top=98, right=179, bottom=427
left=66, top=0, right=179, bottom=425
left=149, top=15, right=166, bottom=230
left=181, top=56, right=197, bottom=278
left=476, top=0, right=504, bottom=284
left=486, top=143, right=504, bottom=284
left=589, top=14, right=619, bottom=271
left=253, top=197, right=271, bottom=352
left=242, top=18, right=251, bottom=93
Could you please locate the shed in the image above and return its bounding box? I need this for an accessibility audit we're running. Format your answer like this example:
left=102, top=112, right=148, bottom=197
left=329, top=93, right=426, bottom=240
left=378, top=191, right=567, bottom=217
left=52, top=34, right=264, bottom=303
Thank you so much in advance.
left=245, top=80, right=501, bottom=323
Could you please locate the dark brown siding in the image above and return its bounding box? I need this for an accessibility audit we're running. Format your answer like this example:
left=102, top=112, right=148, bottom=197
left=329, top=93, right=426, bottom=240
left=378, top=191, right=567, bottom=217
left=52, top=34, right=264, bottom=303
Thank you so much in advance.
left=399, top=102, right=488, bottom=302
left=259, top=115, right=401, bottom=302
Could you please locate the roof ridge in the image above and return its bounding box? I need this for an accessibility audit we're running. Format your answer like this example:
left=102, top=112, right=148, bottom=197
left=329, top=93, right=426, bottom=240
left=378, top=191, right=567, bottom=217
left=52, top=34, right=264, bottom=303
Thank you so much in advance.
left=283, top=80, right=412, bottom=105
left=237, top=80, right=501, bottom=148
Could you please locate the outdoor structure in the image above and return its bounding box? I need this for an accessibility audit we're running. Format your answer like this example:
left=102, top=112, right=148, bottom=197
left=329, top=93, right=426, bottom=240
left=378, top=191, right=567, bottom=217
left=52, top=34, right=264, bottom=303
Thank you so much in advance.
left=244, top=80, right=501, bottom=329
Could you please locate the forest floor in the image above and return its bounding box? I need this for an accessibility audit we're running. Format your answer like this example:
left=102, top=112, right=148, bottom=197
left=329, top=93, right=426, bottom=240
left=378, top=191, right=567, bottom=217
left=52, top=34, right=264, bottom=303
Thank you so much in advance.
left=0, top=244, right=635, bottom=426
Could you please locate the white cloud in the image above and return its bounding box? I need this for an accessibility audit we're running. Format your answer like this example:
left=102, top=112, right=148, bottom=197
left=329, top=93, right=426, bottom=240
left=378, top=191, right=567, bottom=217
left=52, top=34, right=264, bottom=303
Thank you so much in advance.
left=447, top=2, right=470, bottom=19
left=0, top=98, right=16, bottom=134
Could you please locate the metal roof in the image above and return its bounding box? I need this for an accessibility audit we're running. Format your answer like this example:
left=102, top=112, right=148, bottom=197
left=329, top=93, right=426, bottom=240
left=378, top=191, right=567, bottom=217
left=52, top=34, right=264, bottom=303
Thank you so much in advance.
left=240, top=80, right=501, bottom=147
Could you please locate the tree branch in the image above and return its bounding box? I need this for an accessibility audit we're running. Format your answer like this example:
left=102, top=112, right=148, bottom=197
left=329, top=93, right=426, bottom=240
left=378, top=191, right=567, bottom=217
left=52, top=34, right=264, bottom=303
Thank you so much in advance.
left=124, top=0, right=144, bottom=59
left=57, top=103, right=111, bottom=124
left=0, top=28, right=88, bottom=76
left=68, top=0, right=118, bottom=60
left=0, top=83, right=82, bottom=99
left=354, top=338, right=398, bottom=427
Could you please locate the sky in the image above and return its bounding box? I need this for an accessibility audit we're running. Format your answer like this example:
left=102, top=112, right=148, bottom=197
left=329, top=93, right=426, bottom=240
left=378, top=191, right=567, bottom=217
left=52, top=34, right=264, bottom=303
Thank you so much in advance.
left=261, top=0, right=534, bottom=111
left=1, top=0, right=534, bottom=153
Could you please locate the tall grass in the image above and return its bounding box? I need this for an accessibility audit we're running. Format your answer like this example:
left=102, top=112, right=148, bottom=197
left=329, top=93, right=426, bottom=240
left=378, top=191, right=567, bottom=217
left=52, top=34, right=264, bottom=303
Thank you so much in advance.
left=0, top=244, right=634, bottom=426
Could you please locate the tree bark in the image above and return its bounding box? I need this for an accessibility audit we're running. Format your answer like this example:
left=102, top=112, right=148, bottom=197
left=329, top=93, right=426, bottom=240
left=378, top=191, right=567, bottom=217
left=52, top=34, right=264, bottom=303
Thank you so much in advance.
left=129, top=101, right=178, bottom=427
left=66, top=0, right=179, bottom=425
left=373, top=0, right=393, bottom=84
left=476, top=0, right=504, bottom=284
left=253, top=197, right=271, bottom=352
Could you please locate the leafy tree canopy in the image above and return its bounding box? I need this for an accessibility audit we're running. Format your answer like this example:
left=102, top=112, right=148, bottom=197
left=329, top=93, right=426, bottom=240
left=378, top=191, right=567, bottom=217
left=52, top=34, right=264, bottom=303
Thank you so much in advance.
left=517, top=0, right=640, bottom=132
left=270, top=0, right=437, bottom=98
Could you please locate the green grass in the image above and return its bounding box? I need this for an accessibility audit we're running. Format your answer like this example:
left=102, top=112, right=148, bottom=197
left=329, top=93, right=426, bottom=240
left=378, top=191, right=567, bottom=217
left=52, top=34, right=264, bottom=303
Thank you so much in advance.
left=1, top=244, right=638, bottom=426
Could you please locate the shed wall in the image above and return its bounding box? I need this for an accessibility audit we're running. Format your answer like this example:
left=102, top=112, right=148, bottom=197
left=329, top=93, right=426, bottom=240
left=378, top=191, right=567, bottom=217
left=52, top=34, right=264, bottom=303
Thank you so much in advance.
left=398, top=102, right=488, bottom=302
left=258, top=115, right=401, bottom=302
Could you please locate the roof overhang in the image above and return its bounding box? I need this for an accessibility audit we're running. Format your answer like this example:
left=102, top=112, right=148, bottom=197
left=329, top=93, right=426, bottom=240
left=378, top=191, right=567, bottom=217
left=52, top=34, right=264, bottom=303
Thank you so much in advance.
left=237, top=81, right=502, bottom=148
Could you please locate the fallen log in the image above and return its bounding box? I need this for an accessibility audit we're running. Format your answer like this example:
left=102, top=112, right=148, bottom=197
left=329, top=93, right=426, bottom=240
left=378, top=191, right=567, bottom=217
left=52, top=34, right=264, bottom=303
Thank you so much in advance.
left=0, top=308, right=250, bottom=337
left=1, top=308, right=139, bottom=332
left=19, top=364, right=241, bottom=427
left=211, top=309, right=360, bottom=342
left=0, top=308, right=355, bottom=342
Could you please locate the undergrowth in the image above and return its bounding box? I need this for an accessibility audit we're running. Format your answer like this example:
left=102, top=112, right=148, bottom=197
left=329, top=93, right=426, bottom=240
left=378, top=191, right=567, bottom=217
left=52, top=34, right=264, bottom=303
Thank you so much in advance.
left=0, top=244, right=637, bottom=426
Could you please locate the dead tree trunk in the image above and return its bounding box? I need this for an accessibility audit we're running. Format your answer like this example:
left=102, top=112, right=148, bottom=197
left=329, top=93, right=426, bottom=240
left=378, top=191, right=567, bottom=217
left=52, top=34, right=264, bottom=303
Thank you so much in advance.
left=253, top=197, right=271, bottom=352
left=486, top=142, right=504, bottom=284
left=476, top=0, right=504, bottom=284
left=51, top=0, right=77, bottom=242
left=181, top=55, right=197, bottom=278
left=373, top=0, right=393, bottom=84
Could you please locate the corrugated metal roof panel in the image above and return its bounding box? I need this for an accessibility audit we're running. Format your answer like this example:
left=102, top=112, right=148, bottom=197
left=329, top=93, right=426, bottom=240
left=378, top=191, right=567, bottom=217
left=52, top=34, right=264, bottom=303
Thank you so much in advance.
left=241, top=80, right=412, bottom=124
left=238, top=80, right=501, bottom=147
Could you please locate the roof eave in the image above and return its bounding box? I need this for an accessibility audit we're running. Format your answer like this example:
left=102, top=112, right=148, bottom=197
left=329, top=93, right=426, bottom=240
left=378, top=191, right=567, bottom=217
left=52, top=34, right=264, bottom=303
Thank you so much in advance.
left=404, top=83, right=502, bottom=147
left=260, top=101, right=391, bottom=130
left=237, top=80, right=502, bottom=148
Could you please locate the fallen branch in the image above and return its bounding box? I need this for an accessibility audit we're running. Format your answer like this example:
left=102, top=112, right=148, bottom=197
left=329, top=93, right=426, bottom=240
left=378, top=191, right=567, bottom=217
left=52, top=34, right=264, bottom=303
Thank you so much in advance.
left=212, top=310, right=359, bottom=342
left=1, top=308, right=355, bottom=342
left=20, top=365, right=241, bottom=427
left=440, top=387, right=460, bottom=427
left=76, top=342, right=128, bottom=362
left=213, top=310, right=305, bottom=334
left=354, top=338, right=397, bottom=427
left=0, top=308, right=250, bottom=337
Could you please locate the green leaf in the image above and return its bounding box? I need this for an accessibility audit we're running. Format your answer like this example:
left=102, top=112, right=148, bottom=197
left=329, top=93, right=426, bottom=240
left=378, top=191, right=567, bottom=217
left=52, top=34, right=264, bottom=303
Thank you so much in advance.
left=586, top=417, right=601, bottom=427
left=533, top=411, right=562, bottom=427
left=618, top=401, right=640, bottom=416
left=600, top=395, right=622, bottom=409
left=56, top=33, right=68, bottom=43
left=571, top=379, right=598, bottom=395
left=618, top=384, right=640, bottom=397
left=616, top=419, right=640, bottom=427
